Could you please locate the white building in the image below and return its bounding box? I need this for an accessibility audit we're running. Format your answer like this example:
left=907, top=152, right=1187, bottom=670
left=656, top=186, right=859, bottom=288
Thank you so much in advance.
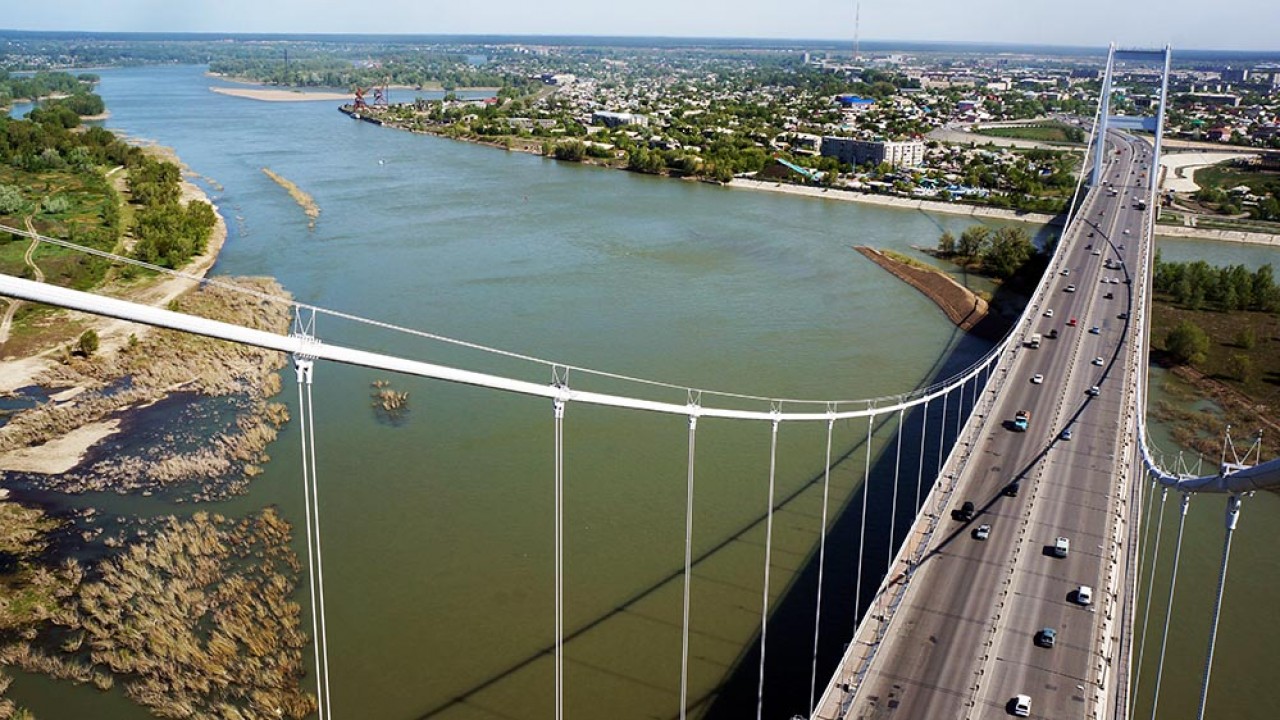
left=820, top=137, right=925, bottom=168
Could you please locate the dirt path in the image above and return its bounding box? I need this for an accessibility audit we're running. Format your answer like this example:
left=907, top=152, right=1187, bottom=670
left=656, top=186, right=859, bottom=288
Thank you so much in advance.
left=0, top=217, right=45, bottom=347
left=0, top=165, right=228, bottom=393
left=23, top=217, right=45, bottom=283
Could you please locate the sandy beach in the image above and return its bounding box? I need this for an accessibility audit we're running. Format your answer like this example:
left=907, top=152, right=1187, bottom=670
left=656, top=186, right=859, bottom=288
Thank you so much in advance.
left=210, top=86, right=351, bottom=102
left=0, top=420, right=121, bottom=474
left=0, top=141, right=231, bottom=475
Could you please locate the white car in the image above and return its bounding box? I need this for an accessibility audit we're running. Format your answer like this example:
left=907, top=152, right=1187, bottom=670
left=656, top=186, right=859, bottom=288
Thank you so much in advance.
left=1124, top=228, right=1131, bottom=235
left=1092, top=356, right=1104, bottom=366
left=1064, top=284, right=1077, bottom=293
left=1091, top=249, right=1102, bottom=256
left=1013, top=694, right=1033, bottom=717
left=1031, top=374, right=1044, bottom=384
left=1060, top=268, right=1071, bottom=276
left=1044, top=308, right=1054, bottom=318
left=1087, top=385, right=1101, bottom=396
left=1053, top=536, right=1070, bottom=558
left=1076, top=585, right=1094, bottom=606
left=1110, top=277, right=1120, bottom=284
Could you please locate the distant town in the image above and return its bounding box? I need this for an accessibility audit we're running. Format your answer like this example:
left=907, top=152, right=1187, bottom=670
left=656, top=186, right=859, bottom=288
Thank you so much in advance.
left=4, top=33, right=1280, bottom=227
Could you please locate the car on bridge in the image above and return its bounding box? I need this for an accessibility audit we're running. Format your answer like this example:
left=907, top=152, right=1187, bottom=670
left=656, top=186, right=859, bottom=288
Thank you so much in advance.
left=974, top=524, right=991, bottom=541
left=1053, top=536, right=1070, bottom=557
left=1011, top=694, right=1033, bottom=717
left=1089, top=326, right=1101, bottom=334
left=1031, top=374, right=1044, bottom=384
left=1093, top=356, right=1104, bottom=366
left=1065, top=284, right=1077, bottom=293
left=1060, top=428, right=1073, bottom=440
left=1087, top=386, right=1100, bottom=396
left=1035, top=627, right=1057, bottom=648
left=1044, top=308, right=1054, bottom=318
left=1067, top=317, right=1078, bottom=327
left=1075, top=585, right=1093, bottom=606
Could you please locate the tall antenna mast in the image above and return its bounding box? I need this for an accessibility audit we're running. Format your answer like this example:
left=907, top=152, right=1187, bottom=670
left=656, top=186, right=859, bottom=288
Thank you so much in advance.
left=854, top=2, right=861, bottom=61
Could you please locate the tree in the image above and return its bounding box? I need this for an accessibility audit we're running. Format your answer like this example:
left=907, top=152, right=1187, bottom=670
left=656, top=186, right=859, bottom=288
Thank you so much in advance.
left=1228, top=354, right=1253, bottom=382
left=937, top=230, right=957, bottom=255
left=76, top=329, right=99, bottom=357
left=0, top=184, right=27, bottom=214
left=981, top=226, right=1034, bottom=279
left=956, top=226, right=990, bottom=259
left=1164, top=320, right=1210, bottom=366
left=1236, top=327, right=1257, bottom=350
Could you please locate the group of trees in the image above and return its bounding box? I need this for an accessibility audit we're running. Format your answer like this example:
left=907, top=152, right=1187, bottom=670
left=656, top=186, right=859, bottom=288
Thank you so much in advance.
left=209, top=54, right=520, bottom=92
left=1153, top=254, right=1280, bottom=312
left=0, top=90, right=215, bottom=273
left=936, top=225, right=1038, bottom=279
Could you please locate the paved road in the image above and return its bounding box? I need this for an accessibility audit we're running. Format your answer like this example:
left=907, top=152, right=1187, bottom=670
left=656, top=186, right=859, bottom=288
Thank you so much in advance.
left=841, top=132, right=1152, bottom=720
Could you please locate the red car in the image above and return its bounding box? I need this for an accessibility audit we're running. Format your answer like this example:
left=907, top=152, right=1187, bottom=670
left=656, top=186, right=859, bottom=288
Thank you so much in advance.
left=1067, top=318, right=1078, bottom=327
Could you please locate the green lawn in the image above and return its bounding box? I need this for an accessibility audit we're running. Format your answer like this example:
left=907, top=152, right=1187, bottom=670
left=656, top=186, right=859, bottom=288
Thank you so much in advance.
left=1194, top=164, right=1280, bottom=197
left=1150, top=300, right=1280, bottom=407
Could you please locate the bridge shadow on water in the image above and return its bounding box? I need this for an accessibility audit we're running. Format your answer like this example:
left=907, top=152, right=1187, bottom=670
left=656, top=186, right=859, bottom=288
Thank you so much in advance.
left=407, top=247, right=1046, bottom=720
left=699, top=330, right=995, bottom=720
left=699, top=226, right=1077, bottom=719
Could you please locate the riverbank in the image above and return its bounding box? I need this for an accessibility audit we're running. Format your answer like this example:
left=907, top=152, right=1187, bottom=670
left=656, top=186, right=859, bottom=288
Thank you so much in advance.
left=731, top=178, right=1064, bottom=226
left=0, top=139, right=295, bottom=496
left=854, top=246, right=1013, bottom=341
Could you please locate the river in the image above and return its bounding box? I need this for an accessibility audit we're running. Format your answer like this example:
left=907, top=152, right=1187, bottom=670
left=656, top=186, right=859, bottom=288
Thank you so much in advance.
left=2, top=64, right=1278, bottom=719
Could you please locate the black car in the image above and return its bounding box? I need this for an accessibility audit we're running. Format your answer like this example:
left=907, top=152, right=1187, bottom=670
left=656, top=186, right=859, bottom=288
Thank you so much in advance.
left=1003, top=481, right=1020, bottom=497
left=955, top=500, right=976, bottom=521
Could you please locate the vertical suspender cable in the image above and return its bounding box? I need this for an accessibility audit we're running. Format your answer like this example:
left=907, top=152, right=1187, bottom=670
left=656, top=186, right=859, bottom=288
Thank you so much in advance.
left=809, top=417, right=835, bottom=716
left=1195, top=495, right=1242, bottom=720
left=553, top=398, right=566, bottom=720
left=1130, top=483, right=1166, bottom=718
left=937, top=393, right=948, bottom=479
left=955, top=380, right=964, bottom=440
left=916, top=400, right=928, bottom=514
left=306, top=380, right=334, bottom=720
left=1149, top=492, right=1191, bottom=720
left=854, top=412, right=873, bottom=622
left=756, top=418, right=781, bottom=720
left=294, top=366, right=325, bottom=720
left=679, top=413, right=698, bottom=720
left=888, top=407, right=904, bottom=569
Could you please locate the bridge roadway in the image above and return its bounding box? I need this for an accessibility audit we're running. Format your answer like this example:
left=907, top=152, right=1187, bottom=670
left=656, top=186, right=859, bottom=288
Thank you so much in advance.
left=816, top=130, right=1153, bottom=720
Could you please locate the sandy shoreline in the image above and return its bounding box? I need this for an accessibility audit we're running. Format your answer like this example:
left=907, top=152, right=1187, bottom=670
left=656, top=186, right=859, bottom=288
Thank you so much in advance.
left=0, top=141, right=230, bottom=474
left=210, top=86, right=351, bottom=102
left=729, top=179, right=1064, bottom=226
left=0, top=420, right=121, bottom=474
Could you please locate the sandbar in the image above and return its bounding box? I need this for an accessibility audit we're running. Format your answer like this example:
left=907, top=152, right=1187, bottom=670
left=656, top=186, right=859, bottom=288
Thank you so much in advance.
left=0, top=419, right=120, bottom=474
left=210, top=86, right=351, bottom=102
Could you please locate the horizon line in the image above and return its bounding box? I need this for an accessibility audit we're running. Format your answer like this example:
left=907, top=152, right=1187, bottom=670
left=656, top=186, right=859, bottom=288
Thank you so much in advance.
left=0, top=28, right=1275, bottom=56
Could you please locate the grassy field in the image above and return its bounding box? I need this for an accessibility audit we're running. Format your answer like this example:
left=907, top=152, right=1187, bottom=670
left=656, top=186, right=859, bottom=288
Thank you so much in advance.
left=975, top=121, right=1085, bottom=145
left=0, top=165, right=120, bottom=288
left=1194, top=163, right=1280, bottom=196
left=1149, top=298, right=1280, bottom=454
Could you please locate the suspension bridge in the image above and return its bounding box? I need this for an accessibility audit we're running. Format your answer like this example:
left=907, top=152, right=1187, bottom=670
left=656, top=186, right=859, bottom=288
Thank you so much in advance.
left=1, top=44, right=1277, bottom=720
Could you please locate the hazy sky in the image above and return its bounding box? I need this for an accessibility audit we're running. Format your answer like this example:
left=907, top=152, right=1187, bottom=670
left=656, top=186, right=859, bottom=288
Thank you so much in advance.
left=4, top=0, right=1276, bottom=52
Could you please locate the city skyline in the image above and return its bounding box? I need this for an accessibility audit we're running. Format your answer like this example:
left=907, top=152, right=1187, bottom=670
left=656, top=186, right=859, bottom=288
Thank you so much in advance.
left=2, top=0, right=1277, bottom=52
